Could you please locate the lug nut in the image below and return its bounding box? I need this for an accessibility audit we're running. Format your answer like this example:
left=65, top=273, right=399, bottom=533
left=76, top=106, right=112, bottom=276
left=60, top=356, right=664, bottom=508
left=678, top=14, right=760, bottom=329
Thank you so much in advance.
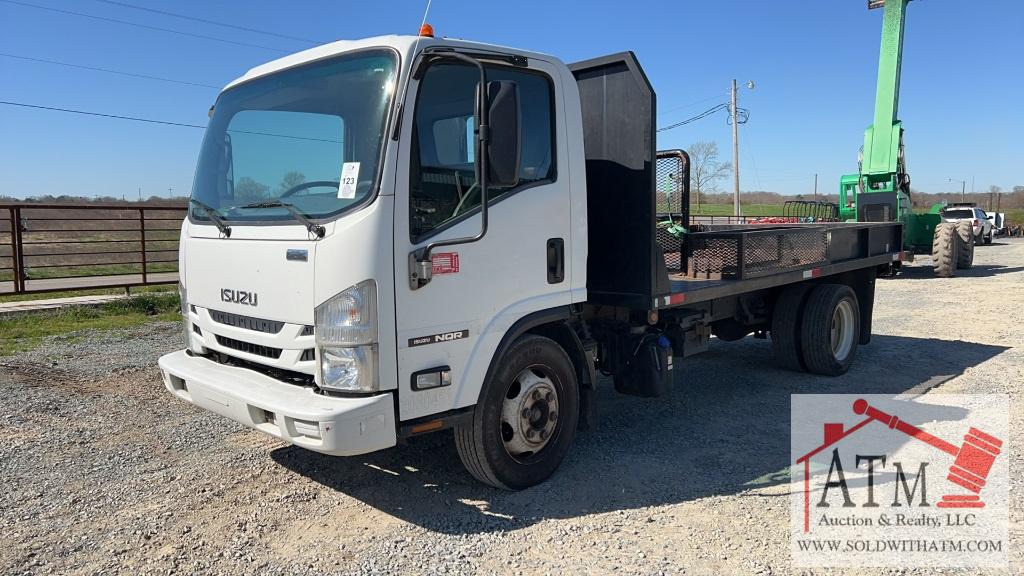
left=549, top=412, right=557, bottom=422
left=545, top=391, right=554, bottom=402
left=522, top=408, right=531, bottom=418
left=526, top=429, right=536, bottom=439
left=532, top=389, right=542, bottom=401
left=540, top=429, right=549, bottom=440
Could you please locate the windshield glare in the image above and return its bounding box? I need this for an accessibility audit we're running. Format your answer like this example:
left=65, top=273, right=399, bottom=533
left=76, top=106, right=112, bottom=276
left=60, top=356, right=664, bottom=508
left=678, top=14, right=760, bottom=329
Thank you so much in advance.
left=190, top=49, right=398, bottom=222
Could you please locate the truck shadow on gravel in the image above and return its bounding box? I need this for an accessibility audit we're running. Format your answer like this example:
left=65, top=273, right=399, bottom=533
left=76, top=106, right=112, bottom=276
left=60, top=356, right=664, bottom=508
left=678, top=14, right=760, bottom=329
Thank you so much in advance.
left=272, top=335, right=1008, bottom=535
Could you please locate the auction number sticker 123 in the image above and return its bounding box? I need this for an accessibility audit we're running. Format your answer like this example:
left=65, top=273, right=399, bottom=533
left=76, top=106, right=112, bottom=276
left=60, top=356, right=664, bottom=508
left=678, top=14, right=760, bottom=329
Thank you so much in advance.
left=338, top=162, right=360, bottom=199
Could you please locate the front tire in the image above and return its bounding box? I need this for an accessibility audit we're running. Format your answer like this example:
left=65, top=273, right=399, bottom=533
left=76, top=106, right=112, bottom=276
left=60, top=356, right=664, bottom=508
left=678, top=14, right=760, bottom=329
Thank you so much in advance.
left=454, top=334, right=579, bottom=489
left=800, top=284, right=860, bottom=376
left=932, top=222, right=957, bottom=278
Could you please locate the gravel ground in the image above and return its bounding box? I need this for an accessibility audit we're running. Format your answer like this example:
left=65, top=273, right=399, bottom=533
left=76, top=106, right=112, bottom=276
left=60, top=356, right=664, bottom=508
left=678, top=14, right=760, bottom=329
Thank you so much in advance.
left=2, top=239, right=1022, bottom=575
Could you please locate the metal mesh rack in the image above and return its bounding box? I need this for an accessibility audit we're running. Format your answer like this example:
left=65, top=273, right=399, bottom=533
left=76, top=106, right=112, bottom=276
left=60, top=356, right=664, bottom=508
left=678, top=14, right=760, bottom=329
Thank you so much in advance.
left=654, top=151, right=689, bottom=272
left=685, top=226, right=828, bottom=280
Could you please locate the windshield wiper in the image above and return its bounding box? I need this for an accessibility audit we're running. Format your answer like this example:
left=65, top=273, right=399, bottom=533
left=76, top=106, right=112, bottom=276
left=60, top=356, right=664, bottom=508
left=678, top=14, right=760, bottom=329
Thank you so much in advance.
left=189, top=198, right=232, bottom=237
left=238, top=199, right=325, bottom=238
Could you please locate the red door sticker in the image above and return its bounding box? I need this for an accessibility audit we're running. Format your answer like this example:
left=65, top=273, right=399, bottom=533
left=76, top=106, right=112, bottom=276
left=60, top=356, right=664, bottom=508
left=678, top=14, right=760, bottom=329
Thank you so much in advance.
left=432, top=252, right=460, bottom=275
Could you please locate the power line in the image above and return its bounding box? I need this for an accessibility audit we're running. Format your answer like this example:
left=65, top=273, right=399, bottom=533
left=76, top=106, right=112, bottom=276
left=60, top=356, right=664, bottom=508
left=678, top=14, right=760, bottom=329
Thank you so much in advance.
left=657, top=103, right=729, bottom=132
left=1, top=0, right=289, bottom=54
left=0, top=100, right=344, bottom=144
left=90, top=0, right=322, bottom=45
left=0, top=52, right=220, bottom=89
left=657, top=92, right=728, bottom=118
left=0, top=100, right=206, bottom=129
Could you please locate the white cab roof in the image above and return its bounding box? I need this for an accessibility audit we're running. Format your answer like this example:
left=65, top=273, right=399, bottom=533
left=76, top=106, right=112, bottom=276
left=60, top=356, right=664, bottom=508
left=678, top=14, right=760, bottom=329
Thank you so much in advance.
left=223, top=34, right=558, bottom=92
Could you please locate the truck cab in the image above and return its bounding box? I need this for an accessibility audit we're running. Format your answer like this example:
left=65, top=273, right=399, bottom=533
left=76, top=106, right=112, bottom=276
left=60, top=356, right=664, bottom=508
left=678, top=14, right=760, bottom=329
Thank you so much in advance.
left=162, top=33, right=585, bottom=481
left=161, top=32, right=901, bottom=489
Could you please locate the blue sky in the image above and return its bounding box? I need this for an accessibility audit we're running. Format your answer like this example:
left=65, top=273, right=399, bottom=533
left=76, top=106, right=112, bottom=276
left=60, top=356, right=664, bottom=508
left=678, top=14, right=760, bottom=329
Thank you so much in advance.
left=1, top=0, right=1021, bottom=200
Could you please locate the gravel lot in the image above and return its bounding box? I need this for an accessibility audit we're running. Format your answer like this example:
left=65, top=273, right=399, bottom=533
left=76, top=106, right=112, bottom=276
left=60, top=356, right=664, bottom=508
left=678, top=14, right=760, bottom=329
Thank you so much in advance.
left=2, top=239, right=1022, bottom=575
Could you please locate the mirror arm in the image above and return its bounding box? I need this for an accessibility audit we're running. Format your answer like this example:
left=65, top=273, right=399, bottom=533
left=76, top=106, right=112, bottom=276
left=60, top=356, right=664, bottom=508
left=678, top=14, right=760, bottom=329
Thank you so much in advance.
left=410, top=52, right=490, bottom=289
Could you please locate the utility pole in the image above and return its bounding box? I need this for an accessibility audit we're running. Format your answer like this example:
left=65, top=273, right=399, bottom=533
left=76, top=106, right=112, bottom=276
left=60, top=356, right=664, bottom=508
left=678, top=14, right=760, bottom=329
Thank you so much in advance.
left=168, top=187, right=173, bottom=199
left=138, top=187, right=142, bottom=201
left=813, top=173, right=818, bottom=201
left=731, top=79, right=740, bottom=218
left=949, top=178, right=965, bottom=202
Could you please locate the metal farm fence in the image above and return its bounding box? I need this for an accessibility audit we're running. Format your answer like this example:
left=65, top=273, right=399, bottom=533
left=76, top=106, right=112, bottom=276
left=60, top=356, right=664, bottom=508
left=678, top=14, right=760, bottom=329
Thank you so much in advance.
left=0, top=203, right=184, bottom=295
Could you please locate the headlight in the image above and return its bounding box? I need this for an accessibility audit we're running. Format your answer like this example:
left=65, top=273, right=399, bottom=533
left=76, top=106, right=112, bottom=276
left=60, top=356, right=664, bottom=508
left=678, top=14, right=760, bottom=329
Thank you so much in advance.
left=315, top=280, right=378, bottom=392
left=320, top=345, right=378, bottom=392
left=179, top=281, right=191, bottom=349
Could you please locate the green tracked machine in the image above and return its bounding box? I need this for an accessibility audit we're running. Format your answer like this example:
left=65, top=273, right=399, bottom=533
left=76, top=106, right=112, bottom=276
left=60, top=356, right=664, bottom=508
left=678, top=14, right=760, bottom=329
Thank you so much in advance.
left=838, top=0, right=970, bottom=277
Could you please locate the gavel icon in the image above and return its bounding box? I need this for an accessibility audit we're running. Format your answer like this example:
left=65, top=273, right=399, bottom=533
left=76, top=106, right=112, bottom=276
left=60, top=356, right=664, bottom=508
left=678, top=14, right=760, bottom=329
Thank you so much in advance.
left=853, top=399, right=1003, bottom=508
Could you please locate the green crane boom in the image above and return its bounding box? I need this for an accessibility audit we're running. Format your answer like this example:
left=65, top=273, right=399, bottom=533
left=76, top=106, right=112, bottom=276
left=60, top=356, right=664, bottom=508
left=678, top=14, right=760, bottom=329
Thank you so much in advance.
left=839, top=0, right=913, bottom=225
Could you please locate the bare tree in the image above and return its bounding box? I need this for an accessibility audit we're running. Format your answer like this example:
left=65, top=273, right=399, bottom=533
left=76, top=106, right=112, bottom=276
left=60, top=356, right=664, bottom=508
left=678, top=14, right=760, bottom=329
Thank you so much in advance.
left=278, top=171, right=306, bottom=194
left=688, top=141, right=731, bottom=212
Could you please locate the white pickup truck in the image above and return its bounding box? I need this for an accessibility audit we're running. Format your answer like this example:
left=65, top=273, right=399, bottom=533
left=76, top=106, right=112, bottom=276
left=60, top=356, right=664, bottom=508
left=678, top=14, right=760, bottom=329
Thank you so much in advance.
left=941, top=204, right=994, bottom=245
left=160, top=30, right=902, bottom=489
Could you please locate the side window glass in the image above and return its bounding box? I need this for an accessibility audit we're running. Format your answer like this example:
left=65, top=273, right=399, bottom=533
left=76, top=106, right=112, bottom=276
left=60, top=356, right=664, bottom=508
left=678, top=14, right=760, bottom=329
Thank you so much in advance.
left=409, top=61, right=555, bottom=241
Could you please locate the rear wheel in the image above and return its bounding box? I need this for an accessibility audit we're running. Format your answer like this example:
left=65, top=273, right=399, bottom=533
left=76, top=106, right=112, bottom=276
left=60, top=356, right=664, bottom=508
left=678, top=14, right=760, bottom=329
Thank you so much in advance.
left=955, top=221, right=974, bottom=269
left=454, top=334, right=579, bottom=489
left=932, top=222, right=957, bottom=278
left=984, top=231, right=993, bottom=245
left=800, top=284, right=860, bottom=376
left=771, top=285, right=812, bottom=372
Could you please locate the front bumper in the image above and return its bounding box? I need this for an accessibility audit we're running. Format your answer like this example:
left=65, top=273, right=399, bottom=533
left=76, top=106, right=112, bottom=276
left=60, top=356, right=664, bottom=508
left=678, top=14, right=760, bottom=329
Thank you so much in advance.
left=158, top=350, right=395, bottom=456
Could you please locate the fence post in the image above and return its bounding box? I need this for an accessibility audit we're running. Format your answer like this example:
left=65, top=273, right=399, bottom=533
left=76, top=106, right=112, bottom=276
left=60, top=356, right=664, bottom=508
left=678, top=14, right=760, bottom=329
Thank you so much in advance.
left=7, top=208, right=17, bottom=293
left=12, top=207, right=26, bottom=293
left=139, top=207, right=148, bottom=284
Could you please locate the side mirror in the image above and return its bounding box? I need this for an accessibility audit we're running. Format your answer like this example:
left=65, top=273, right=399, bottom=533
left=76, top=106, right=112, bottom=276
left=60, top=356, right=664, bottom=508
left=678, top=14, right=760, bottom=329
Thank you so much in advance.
left=986, top=215, right=994, bottom=220
left=484, top=80, right=521, bottom=189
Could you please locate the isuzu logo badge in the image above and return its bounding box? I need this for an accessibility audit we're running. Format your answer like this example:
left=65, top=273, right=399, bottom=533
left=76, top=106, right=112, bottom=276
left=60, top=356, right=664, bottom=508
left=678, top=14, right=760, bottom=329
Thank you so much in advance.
left=221, top=289, right=258, bottom=307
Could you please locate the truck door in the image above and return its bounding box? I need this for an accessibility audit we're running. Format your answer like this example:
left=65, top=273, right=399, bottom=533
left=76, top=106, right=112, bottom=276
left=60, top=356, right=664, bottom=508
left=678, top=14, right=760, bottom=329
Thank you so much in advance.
left=393, top=55, right=572, bottom=422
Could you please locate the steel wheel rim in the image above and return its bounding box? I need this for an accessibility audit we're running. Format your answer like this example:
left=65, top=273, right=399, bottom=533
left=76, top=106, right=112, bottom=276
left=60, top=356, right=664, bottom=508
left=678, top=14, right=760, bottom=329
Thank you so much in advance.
left=830, top=299, right=856, bottom=362
left=499, top=364, right=560, bottom=463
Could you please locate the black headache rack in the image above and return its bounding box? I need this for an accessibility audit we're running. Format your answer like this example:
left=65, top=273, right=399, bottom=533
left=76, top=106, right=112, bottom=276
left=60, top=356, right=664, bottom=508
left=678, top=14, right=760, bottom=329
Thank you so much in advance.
left=570, top=52, right=903, bottom=311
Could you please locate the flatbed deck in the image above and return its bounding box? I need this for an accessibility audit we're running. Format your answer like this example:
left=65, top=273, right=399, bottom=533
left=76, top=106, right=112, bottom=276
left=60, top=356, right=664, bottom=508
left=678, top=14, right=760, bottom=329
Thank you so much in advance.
left=588, top=221, right=903, bottom=310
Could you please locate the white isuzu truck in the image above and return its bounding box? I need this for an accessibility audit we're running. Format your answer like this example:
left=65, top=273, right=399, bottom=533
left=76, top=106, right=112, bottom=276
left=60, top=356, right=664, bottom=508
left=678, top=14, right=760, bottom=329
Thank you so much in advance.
left=159, top=30, right=903, bottom=489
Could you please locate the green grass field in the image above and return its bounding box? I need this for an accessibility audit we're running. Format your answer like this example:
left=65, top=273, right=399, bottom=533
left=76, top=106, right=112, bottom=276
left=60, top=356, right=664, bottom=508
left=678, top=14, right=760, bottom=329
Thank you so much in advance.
left=688, top=204, right=785, bottom=217
left=0, top=292, right=181, bottom=355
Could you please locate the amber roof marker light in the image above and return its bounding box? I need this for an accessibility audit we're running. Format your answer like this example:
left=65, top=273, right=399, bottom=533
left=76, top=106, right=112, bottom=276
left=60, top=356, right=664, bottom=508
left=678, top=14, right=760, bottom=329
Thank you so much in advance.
left=419, top=23, right=434, bottom=37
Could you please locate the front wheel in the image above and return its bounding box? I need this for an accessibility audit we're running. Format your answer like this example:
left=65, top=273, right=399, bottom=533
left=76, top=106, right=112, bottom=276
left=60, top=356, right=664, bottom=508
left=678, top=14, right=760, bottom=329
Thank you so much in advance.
left=454, top=334, right=579, bottom=489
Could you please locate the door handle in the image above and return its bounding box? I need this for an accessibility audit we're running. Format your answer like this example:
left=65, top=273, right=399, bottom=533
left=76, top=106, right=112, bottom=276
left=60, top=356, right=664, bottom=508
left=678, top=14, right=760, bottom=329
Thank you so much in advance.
left=547, top=238, right=564, bottom=284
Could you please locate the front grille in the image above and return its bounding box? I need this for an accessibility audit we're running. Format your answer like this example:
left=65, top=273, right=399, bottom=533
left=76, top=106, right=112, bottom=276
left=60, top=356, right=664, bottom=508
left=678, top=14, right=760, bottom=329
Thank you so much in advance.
left=209, top=309, right=284, bottom=334
left=215, top=334, right=282, bottom=359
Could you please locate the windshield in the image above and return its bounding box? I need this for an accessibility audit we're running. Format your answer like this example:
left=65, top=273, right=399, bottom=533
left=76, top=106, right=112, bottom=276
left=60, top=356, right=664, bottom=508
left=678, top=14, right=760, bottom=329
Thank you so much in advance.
left=942, top=209, right=974, bottom=220
left=190, top=48, right=398, bottom=223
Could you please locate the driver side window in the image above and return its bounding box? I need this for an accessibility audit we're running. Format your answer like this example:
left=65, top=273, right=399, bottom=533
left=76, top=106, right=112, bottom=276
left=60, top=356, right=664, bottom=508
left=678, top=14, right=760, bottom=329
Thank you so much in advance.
left=409, top=62, right=555, bottom=241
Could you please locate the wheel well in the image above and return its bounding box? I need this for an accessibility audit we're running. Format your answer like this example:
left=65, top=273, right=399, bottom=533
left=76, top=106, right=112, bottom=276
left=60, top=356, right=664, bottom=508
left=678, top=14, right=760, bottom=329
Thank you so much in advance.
left=479, top=308, right=595, bottom=431
left=526, top=322, right=594, bottom=391
left=772, top=269, right=876, bottom=345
